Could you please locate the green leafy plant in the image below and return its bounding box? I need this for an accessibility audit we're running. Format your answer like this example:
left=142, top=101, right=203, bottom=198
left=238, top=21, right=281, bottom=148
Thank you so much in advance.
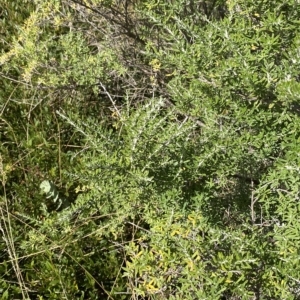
left=1, top=0, right=300, bottom=299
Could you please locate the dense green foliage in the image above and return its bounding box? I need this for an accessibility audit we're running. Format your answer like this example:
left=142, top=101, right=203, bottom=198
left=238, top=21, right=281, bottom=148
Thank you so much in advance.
left=1, top=0, right=300, bottom=299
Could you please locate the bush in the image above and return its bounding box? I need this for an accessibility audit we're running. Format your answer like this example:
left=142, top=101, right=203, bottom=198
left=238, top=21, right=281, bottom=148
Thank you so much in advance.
left=1, top=0, right=300, bottom=299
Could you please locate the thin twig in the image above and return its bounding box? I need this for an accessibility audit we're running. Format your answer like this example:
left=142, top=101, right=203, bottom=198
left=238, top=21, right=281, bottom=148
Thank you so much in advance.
left=99, top=81, right=121, bottom=118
